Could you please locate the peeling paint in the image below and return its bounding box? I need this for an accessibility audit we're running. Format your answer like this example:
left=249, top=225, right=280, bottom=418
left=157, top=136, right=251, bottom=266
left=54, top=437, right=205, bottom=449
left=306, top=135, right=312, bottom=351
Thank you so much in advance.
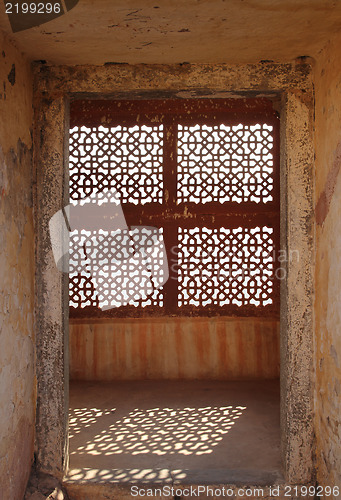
left=315, top=140, right=341, bottom=226
left=314, top=30, right=341, bottom=495
left=0, top=32, right=33, bottom=153
left=7, top=64, right=15, bottom=86
left=0, top=41, right=35, bottom=498
left=2, top=1, right=341, bottom=66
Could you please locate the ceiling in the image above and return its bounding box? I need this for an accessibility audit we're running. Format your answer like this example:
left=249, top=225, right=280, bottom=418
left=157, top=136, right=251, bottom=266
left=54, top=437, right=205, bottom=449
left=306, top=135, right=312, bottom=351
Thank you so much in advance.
left=1, top=0, right=341, bottom=65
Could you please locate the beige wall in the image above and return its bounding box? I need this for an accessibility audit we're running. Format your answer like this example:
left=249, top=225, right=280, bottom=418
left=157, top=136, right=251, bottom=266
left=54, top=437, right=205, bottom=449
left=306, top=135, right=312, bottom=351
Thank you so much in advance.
left=314, top=32, right=341, bottom=494
left=0, top=31, right=35, bottom=499
left=70, top=317, right=280, bottom=380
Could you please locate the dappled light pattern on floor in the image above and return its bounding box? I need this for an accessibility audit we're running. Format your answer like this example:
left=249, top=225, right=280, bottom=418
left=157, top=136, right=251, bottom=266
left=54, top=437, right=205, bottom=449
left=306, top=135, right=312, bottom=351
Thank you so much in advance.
left=66, top=467, right=172, bottom=484
left=69, top=405, right=245, bottom=457
left=67, top=380, right=281, bottom=484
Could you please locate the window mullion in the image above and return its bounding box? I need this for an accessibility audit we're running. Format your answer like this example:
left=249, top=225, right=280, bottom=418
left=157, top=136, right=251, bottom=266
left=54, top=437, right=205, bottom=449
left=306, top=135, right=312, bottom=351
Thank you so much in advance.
left=162, top=118, right=179, bottom=315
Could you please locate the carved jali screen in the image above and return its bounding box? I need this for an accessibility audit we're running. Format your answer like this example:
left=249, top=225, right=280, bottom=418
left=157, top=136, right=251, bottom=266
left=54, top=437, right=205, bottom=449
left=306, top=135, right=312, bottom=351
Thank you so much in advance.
left=69, top=99, right=280, bottom=318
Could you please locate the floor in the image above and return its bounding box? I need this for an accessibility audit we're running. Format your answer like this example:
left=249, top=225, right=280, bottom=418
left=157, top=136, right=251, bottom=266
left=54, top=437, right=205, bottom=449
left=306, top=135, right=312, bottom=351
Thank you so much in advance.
left=66, top=380, right=282, bottom=486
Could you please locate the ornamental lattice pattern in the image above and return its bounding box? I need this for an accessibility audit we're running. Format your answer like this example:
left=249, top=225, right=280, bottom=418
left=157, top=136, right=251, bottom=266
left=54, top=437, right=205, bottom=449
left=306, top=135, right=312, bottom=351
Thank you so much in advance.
left=69, top=228, right=164, bottom=309
left=68, top=99, right=279, bottom=316
left=177, top=124, right=274, bottom=204
left=69, top=125, right=163, bottom=204
left=177, top=226, right=274, bottom=308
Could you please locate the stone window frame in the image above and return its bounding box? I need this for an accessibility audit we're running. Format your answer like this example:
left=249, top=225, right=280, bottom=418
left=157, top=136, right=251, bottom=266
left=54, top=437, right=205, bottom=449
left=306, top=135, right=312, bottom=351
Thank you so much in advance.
left=33, top=62, right=314, bottom=485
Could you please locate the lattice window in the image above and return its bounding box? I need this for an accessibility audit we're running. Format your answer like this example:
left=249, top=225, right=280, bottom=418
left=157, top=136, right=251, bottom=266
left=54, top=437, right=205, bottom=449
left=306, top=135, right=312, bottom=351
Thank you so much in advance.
left=69, top=227, right=164, bottom=310
left=177, top=124, right=274, bottom=204
left=69, top=99, right=280, bottom=318
left=69, top=124, right=163, bottom=204
left=178, top=226, right=274, bottom=308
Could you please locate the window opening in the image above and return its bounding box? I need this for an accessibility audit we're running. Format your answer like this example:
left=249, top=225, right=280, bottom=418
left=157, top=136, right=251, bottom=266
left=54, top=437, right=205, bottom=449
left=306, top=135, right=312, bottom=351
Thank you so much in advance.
left=69, top=99, right=280, bottom=318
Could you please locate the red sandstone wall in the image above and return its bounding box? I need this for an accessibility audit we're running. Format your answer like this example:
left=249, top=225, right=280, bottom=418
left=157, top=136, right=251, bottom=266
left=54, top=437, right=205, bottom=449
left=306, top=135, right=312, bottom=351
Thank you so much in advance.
left=69, top=317, right=280, bottom=380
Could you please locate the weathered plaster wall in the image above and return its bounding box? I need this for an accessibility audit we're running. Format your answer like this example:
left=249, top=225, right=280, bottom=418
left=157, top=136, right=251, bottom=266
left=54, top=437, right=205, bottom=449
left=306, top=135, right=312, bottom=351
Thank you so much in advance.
left=314, top=32, right=341, bottom=495
left=279, top=88, right=314, bottom=485
left=0, top=31, right=35, bottom=500
left=2, top=0, right=341, bottom=66
left=70, top=318, right=280, bottom=381
left=34, top=95, right=69, bottom=479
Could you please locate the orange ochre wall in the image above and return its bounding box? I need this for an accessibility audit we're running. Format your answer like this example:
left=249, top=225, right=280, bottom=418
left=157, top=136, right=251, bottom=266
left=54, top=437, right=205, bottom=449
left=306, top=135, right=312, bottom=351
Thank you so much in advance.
left=69, top=317, right=279, bottom=380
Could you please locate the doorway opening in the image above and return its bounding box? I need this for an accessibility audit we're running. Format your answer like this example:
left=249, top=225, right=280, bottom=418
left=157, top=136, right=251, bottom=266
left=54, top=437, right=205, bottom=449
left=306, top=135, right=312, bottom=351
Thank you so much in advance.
left=66, top=97, right=281, bottom=485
